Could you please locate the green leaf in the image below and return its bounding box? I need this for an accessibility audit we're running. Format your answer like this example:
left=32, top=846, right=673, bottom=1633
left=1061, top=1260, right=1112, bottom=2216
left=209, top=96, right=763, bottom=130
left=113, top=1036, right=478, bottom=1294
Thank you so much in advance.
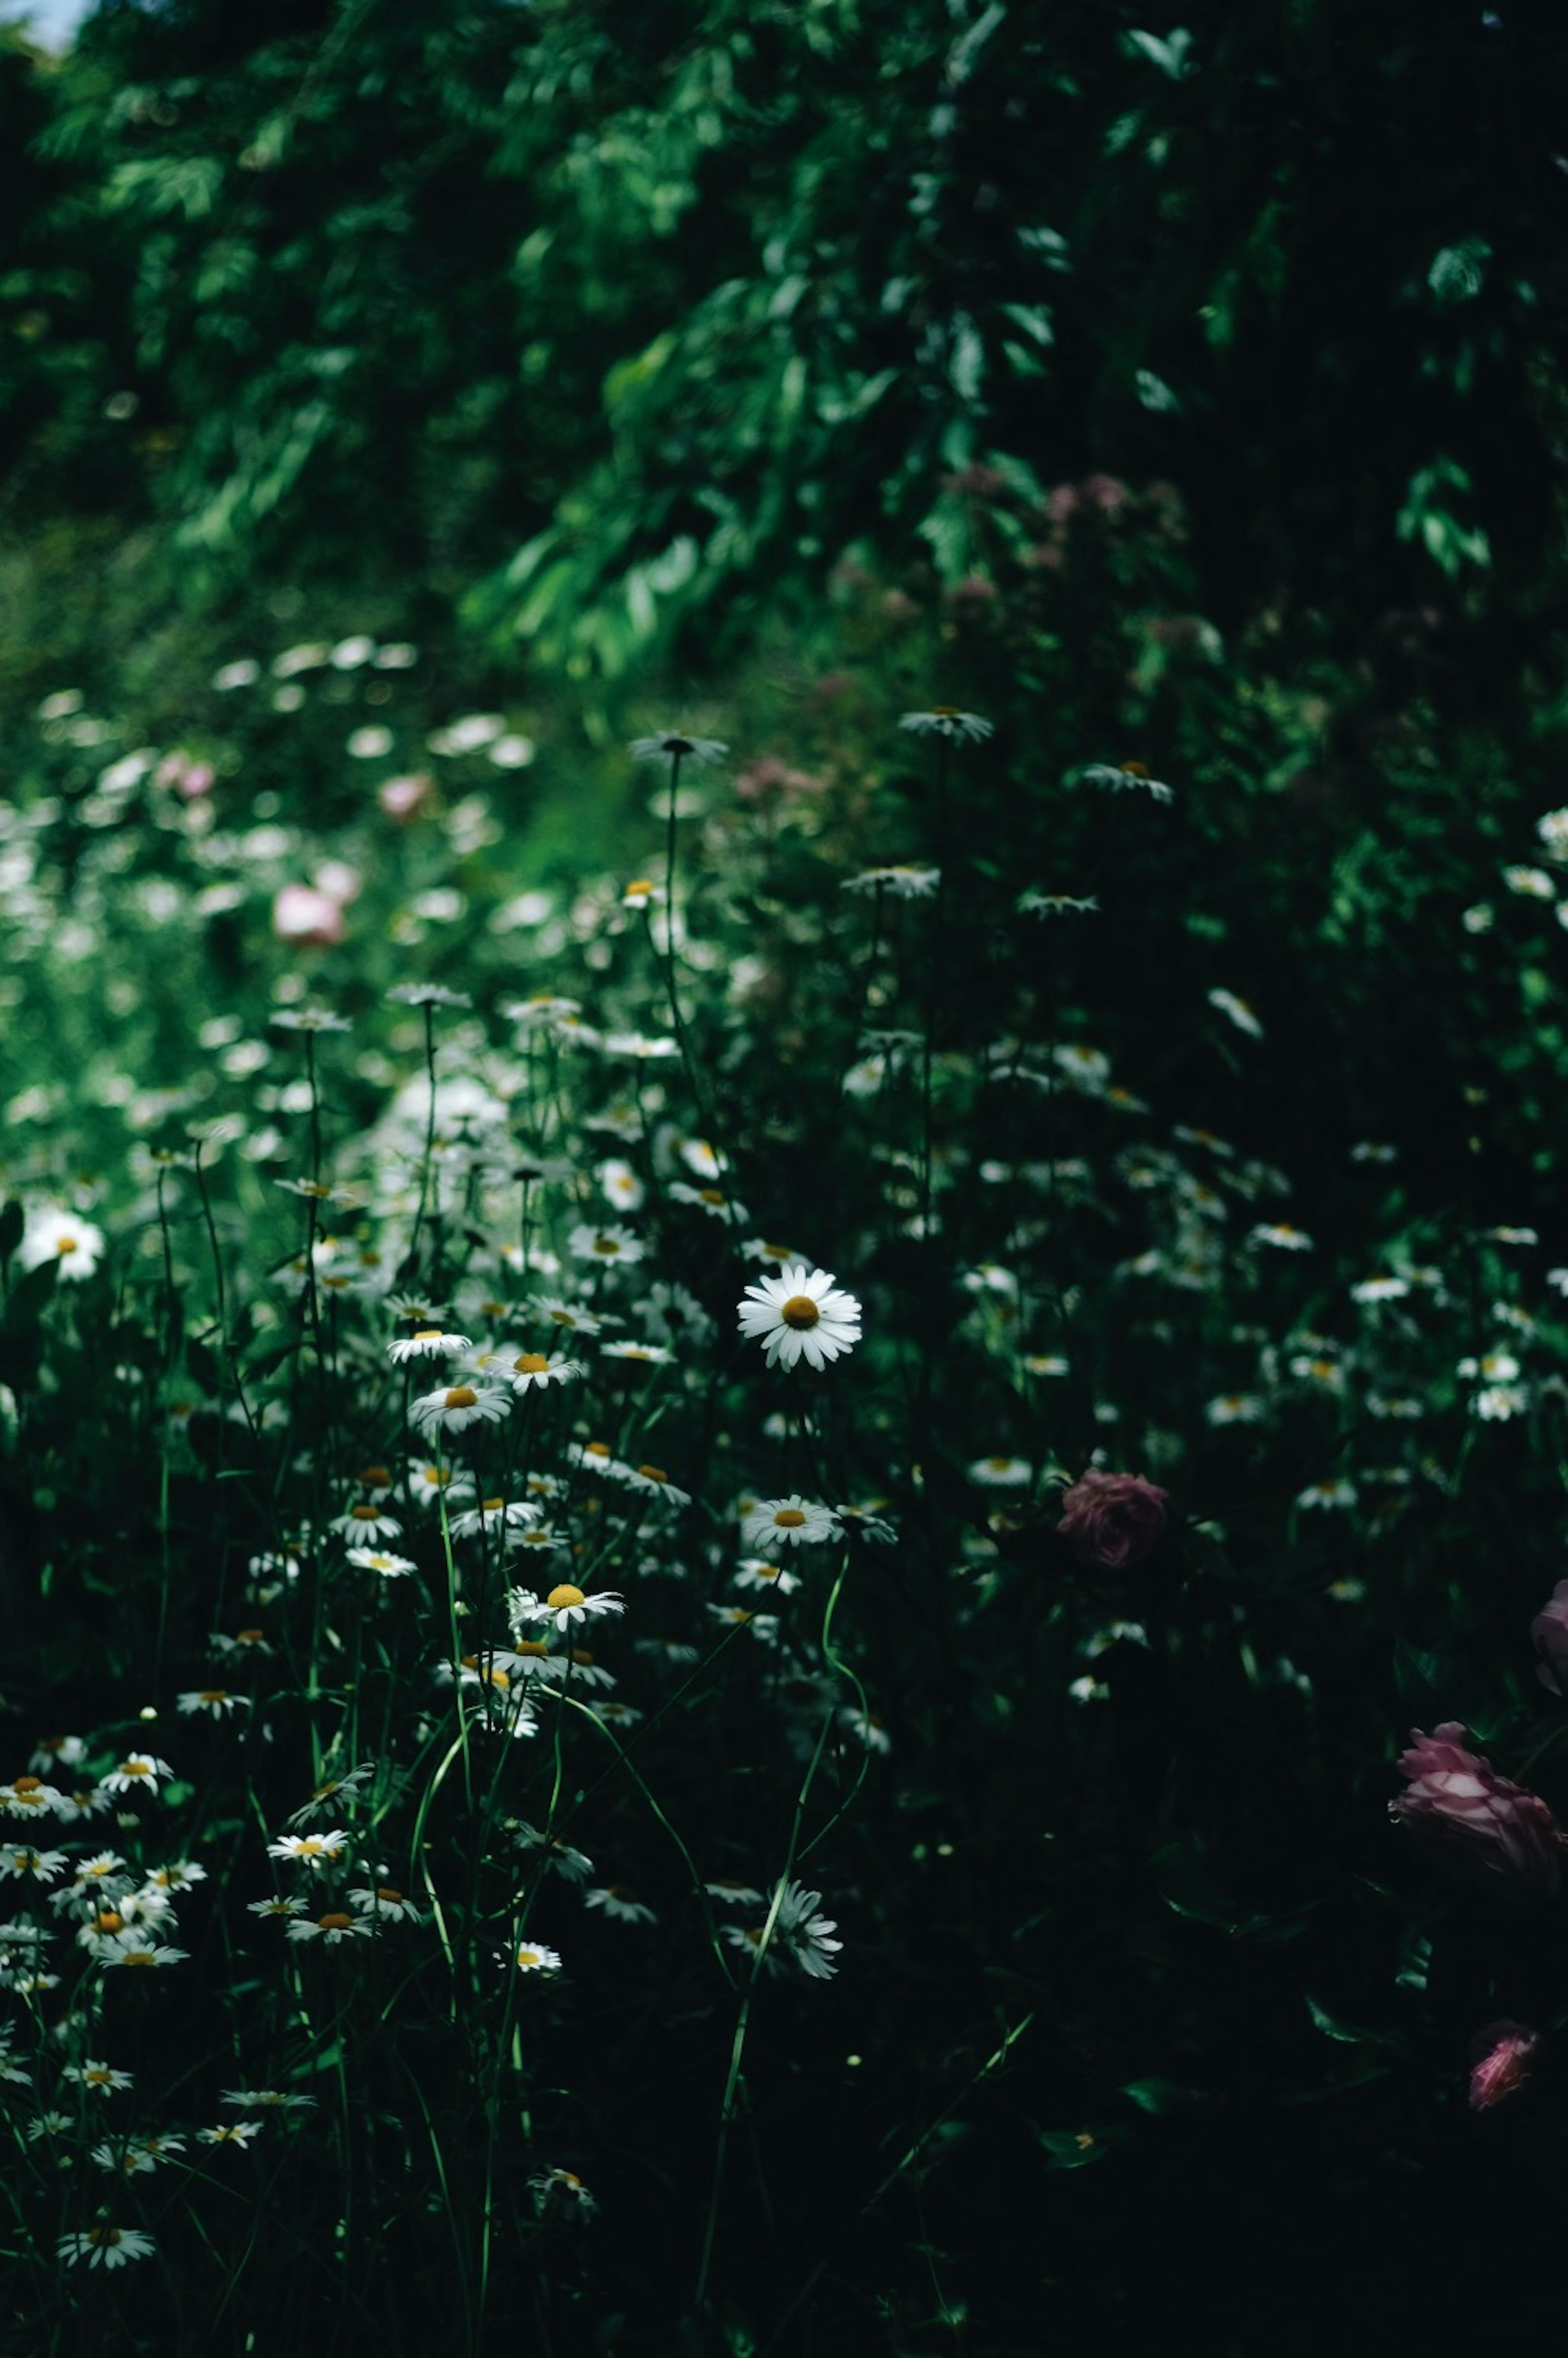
left=0, top=1202, right=22, bottom=1269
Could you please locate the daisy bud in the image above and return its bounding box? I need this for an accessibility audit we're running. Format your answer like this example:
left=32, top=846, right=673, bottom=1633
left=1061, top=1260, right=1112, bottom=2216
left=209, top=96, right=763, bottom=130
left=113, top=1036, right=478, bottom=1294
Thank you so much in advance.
left=1469, top=2021, right=1540, bottom=2111
left=1056, top=1470, right=1168, bottom=1572
left=1392, top=1724, right=1563, bottom=1903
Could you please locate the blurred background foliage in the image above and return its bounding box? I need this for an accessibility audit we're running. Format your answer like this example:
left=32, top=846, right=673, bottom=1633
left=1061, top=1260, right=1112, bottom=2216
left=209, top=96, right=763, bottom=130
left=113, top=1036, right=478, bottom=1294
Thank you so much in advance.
left=4, top=0, right=1568, bottom=1219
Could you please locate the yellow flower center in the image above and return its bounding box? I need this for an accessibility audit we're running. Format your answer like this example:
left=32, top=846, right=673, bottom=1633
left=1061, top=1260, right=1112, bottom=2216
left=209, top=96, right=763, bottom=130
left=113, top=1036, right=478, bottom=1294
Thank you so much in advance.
left=122, top=1950, right=156, bottom=1966
left=359, top=1465, right=391, bottom=1487
left=121, top=1759, right=151, bottom=1777
left=517, top=1640, right=550, bottom=1658
left=318, top=1912, right=353, bottom=1932
left=236, top=1628, right=265, bottom=1643
left=199, top=1690, right=227, bottom=1706
left=12, top=1775, right=41, bottom=1794
left=699, top=1187, right=726, bottom=1206
left=350, top=1504, right=379, bottom=1521
left=780, top=1295, right=820, bottom=1330
left=445, top=1386, right=478, bottom=1410
left=87, top=2228, right=120, bottom=2247
left=591, top=1236, right=619, bottom=1255
left=94, top=1910, right=124, bottom=1934
left=773, top=1508, right=807, bottom=1528
left=296, top=1837, right=326, bottom=1856
left=626, top=878, right=654, bottom=895
left=57, top=1236, right=78, bottom=1255
left=548, top=1583, right=586, bottom=1610
left=514, top=1354, right=549, bottom=1374
left=548, top=1308, right=577, bottom=1326
left=637, top=1464, right=667, bottom=1484
left=413, top=1328, right=443, bottom=1340
left=1118, top=759, right=1150, bottom=779
left=517, top=1947, right=544, bottom=1967
left=586, top=1441, right=611, bottom=1459
left=377, top=1887, right=402, bottom=1903
left=84, top=2070, right=113, bottom=2085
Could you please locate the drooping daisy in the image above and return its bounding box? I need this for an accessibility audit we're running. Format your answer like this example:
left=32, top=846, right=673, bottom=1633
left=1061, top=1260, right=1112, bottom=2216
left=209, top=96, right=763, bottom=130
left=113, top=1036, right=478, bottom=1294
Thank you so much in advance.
left=91, top=1928, right=190, bottom=1969
left=100, top=1755, right=173, bottom=1797
left=220, top=2089, right=317, bottom=2111
left=899, top=708, right=993, bottom=742
left=623, top=1461, right=690, bottom=1504
left=741, top=1497, right=837, bottom=1553
left=600, top=1340, right=673, bottom=1368
left=840, top=864, right=941, bottom=900
left=514, top=1824, right=595, bottom=1881
left=448, top=1497, right=539, bottom=1542
left=287, top=1910, right=372, bottom=1946
left=347, top=1884, right=422, bottom=1923
left=285, top=1766, right=373, bottom=1826
left=333, top=1503, right=405, bottom=1543
left=388, top=1328, right=472, bottom=1365
left=584, top=1886, right=656, bottom=1923
left=530, top=2166, right=598, bottom=2217
left=530, top=1296, right=604, bottom=1338
left=57, top=2225, right=156, bottom=2269
left=737, top=1264, right=862, bottom=1372
left=628, top=731, right=728, bottom=765
left=176, top=1689, right=250, bottom=1719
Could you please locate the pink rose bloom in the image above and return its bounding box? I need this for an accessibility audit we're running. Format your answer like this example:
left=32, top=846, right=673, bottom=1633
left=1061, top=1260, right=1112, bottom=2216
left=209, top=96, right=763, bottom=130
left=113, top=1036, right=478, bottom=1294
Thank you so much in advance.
left=1468, top=2020, right=1540, bottom=2111
left=1531, top=1580, right=1568, bottom=1697
left=1056, top=1470, right=1169, bottom=1571
left=1392, top=1723, right=1562, bottom=1902
left=379, top=772, right=433, bottom=822
left=273, top=884, right=345, bottom=947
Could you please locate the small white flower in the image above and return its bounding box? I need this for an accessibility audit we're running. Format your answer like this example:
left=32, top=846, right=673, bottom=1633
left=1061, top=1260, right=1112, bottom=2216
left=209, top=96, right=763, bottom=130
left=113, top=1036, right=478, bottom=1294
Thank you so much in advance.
left=598, top=1158, right=646, bottom=1212
left=1296, top=1479, right=1357, bottom=1510
left=1503, top=865, right=1556, bottom=899
left=176, top=1688, right=249, bottom=1719
left=345, top=1548, right=416, bottom=1577
left=1079, top=759, right=1172, bottom=800
left=967, top=1456, right=1032, bottom=1487
left=19, top=1209, right=105, bottom=1281
left=507, top=1939, right=563, bottom=1973
left=628, top=732, right=728, bottom=765
left=841, top=865, right=941, bottom=900
left=1205, top=1394, right=1265, bottom=1427
left=266, top=1830, right=349, bottom=1870
left=737, top=1264, right=862, bottom=1372
left=513, top=1584, right=626, bottom=1636
left=288, top=1910, right=372, bottom=1945
left=1250, top=1223, right=1313, bottom=1252
left=1350, top=1276, right=1410, bottom=1303
left=58, top=2225, right=156, bottom=2269
left=408, top=1383, right=510, bottom=1438
left=197, top=2120, right=266, bottom=2144
left=568, top=1223, right=644, bottom=1267
left=388, top=1327, right=471, bottom=1364
left=584, top=1886, right=656, bottom=1922
left=1209, top=988, right=1263, bottom=1038
left=740, top=1496, right=837, bottom=1552
left=100, top=1755, right=173, bottom=1796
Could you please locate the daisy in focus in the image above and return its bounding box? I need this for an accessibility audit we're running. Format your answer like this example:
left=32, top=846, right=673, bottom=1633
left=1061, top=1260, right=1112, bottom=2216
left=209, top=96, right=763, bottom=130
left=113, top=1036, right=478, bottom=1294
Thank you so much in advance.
left=737, top=1264, right=862, bottom=1372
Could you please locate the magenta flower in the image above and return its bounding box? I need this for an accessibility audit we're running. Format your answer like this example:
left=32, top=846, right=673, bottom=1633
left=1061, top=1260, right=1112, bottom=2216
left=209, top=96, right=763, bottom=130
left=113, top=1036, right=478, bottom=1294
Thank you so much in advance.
left=1056, top=1470, right=1169, bottom=1572
left=1392, top=1723, right=1563, bottom=1902
left=1468, top=2021, right=1540, bottom=2112
left=1531, top=1580, right=1568, bottom=1697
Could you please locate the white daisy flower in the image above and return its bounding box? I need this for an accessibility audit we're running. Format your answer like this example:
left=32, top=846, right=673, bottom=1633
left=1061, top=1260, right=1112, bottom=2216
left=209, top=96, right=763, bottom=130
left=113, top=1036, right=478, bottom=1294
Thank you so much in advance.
left=197, top=2120, right=265, bottom=2144
left=407, top=1461, right=477, bottom=1508
left=285, top=1766, right=373, bottom=1825
left=737, top=1264, right=862, bottom=1372
left=0, top=1777, right=65, bottom=1818
left=100, top=1755, right=173, bottom=1796
left=1079, top=758, right=1172, bottom=800
left=507, top=1350, right=585, bottom=1395
left=1209, top=988, right=1263, bottom=1038
left=1350, top=1276, right=1410, bottom=1303
left=1296, top=1479, right=1357, bottom=1510
left=600, top=1340, right=674, bottom=1368
left=448, top=1497, right=539, bottom=1541
left=176, top=1689, right=249, bottom=1719
left=568, top=1223, right=645, bottom=1267
left=841, top=864, right=941, bottom=899
left=514, top=1583, right=626, bottom=1636
left=408, top=1383, right=510, bottom=1438
left=220, top=2088, right=316, bottom=2111
left=345, top=1549, right=416, bottom=1577
left=623, top=1461, right=690, bottom=1503
left=91, top=1928, right=190, bottom=1968
left=287, top=1910, right=372, bottom=1945
left=515, top=1824, right=595, bottom=1881
left=65, top=2060, right=134, bottom=2095
left=19, top=1209, right=105, bottom=1280
left=567, top=1440, right=632, bottom=1482
left=584, top=1886, right=656, bottom=1922
left=530, top=1296, right=605, bottom=1338
left=967, top=1456, right=1032, bottom=1487
left=1250, top=1222, right=1313, bottom=1251
left=508, top=1939, right=563, bottom=1973
left=266, top=1830, right=349, bottom=1870
left=388, top=1328, right=472, bottom=1365
left=530, top=2166, right=598, bottom=2216
left=247, top=1895, right=308, bottom=1920
left=740, top=1497, right=837, bottom=1553
left=734, top=1558, right=800, bottom=1596
left=57, top=2225, right=156, bottom=2269
left=1205, top=1394, right=1265, bottom=1426
left=333, top=1503, right=405, bottom=1542
left=598, top=1159, right=646, bottom=1211
left=28, top=1735, right=87, bottom=1776
left=704, top=1878, right=764, bottom=1907
left=347, top=1883, right=422, bottom=1923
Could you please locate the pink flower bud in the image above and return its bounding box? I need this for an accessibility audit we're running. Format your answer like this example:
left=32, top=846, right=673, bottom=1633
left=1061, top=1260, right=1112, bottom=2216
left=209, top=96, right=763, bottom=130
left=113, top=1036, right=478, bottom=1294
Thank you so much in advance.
left=1392, top=1723, right=1562, bottom=1902
left=1531, top=1580, right=1568, bottom=1697
left=1056, top=1470, right=1169, bottom=1571
left=379, top=772, right=432, bottom=822
left=1468, top=2020, right=1540, bottom=2111
left=273, top=884, right=345, bottom=947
